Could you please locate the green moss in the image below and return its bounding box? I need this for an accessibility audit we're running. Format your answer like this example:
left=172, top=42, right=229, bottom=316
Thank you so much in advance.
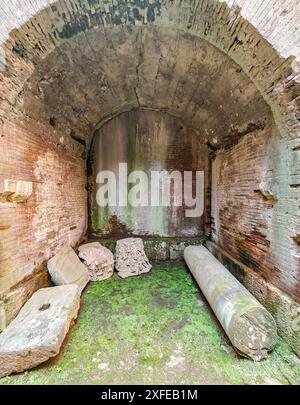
left=92, top=205, right=112, bottom=234
left=95, top=237, right=204, bottom=256
left=12, top=42, right=27, bottom=58
left=97, top=239, right=117, bottom=253
left=1, top=263, right=299, bottom=385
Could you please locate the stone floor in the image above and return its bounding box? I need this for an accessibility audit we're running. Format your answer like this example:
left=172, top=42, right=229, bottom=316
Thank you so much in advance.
left=1, top=262, right=299, bottom=385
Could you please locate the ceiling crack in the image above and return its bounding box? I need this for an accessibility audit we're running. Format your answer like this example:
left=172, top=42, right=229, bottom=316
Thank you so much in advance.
left=134, top=29, right=144, bottom=107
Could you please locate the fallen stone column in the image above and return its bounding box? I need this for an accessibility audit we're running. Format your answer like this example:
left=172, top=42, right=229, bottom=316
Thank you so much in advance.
left=184, top=245, right=277, bottom=361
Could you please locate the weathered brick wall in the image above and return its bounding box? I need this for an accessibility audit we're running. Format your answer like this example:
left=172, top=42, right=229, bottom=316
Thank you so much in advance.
left=212, top=123, right=300, bottom=303
left=0, top=117, right=86, bottom=328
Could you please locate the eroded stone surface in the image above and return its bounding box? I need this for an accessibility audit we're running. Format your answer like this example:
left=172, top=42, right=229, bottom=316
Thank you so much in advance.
left=0, top=306, right=6, bottom=332
left=170, top=242, right=189, bottom=261
left=144, top=240, right=168, bottom=261
left=78, top=242, right=114, bottom=281
left=0, top=268, right=48, bottom=330
left=115, top=238, right=152, bottom=279
left=0, top=285, right=81, bottom=378
left=47, top=246, right=89, bottom=292
left=259, top=179, right=278, bottom=201
left=0, top=180, right=32, bottom=203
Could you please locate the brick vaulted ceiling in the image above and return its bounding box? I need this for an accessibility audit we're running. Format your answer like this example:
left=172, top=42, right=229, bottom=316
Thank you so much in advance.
left=0, top=0, right=299, bottom=146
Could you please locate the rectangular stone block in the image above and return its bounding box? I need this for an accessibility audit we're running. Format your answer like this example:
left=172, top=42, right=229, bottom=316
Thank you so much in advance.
left=0, top=285, right=81, bottom=378
left=170, top=242, right=187, bottom=261
left=47, top=245, right=90, bottom=292
left=169, top=239, right=205, bottom=260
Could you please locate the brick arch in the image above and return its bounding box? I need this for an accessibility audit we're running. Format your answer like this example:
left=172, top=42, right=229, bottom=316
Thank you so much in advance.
left=0, top=0, right=299, bottom=138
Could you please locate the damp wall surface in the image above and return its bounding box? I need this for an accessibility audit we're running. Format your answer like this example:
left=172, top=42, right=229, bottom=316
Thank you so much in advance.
left=89, top=109, right=207, bottom=237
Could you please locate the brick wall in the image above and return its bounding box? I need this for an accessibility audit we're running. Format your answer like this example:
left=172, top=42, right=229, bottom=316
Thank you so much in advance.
left=212, top=123, right=300, bottom=303
left=0, top=118, right=87, bottom=327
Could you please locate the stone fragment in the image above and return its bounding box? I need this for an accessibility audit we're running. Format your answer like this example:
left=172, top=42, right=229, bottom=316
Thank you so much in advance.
left=0, top=285, right=80, bottom=378
left=115, top=238, right=152, bottom=279
left=170, top=242, right=187, bottom=260
left=78, top=242, right=114, bottom=281
left=258, top=179, right=277, bottom=201
left=0, top=179, right=32, bottom=203
left=47, top=245, right=90, bottom=292
left=0, top=179, right=15, bottom=202
left=0, top=306, right=6, bottom=332
left=169, top=240, right=205, bottom=260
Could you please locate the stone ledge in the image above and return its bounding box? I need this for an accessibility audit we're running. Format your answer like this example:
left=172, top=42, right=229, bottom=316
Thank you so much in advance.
left=89, top=236, right=205, bottom=261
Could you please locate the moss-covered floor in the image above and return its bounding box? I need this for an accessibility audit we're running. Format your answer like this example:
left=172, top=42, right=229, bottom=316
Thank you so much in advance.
left=1, top=262, right=300, bottom=385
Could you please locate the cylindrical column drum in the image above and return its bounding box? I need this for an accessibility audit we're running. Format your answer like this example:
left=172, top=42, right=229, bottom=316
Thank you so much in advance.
left=184, top=245, right=277, bottom=361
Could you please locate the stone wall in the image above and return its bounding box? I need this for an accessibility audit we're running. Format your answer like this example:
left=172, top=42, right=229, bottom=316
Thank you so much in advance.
left=96, top=237, right=205, bottom=261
